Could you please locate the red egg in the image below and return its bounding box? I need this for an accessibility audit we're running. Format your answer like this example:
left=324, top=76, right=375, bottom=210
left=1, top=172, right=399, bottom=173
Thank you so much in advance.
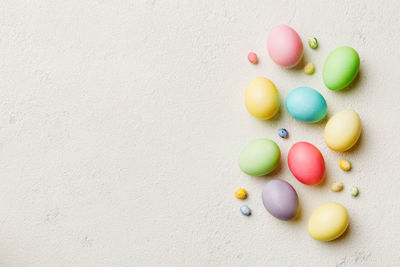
left=288, top=142, right=325, bottom=185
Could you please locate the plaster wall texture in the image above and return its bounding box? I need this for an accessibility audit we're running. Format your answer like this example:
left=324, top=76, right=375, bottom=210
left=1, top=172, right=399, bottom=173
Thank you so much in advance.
left=0, top=0, right=399, bottom=266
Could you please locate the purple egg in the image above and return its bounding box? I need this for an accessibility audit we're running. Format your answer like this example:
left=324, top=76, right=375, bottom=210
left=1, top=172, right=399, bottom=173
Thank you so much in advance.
left=261, top=179, right=299, bottom=220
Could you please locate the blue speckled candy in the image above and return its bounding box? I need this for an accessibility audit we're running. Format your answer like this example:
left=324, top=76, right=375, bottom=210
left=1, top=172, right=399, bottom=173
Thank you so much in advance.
left=240, top=205, right=251, bottom=216
left=278, top=128, right=289, bottom=138
left=285, top=87, right=327, bottom=123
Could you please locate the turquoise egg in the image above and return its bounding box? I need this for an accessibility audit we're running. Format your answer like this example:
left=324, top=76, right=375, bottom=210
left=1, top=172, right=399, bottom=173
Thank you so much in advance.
left=285, top=87, right=327, bottom=123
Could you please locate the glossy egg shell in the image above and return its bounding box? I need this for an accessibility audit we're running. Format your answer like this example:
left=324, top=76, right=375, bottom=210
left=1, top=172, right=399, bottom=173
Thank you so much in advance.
left=323, top=46, right=360, bottom=91
left=245, top=77, right=280, bottom=120
left=285, top=87, right=327, bottom=123
left=308, top=202, right=349, bottom=241
left=267, top=25, right=303, bottom=68
left=261, top=179, right=299, bottom=220
left=238, top=138, right=280, bottom=176
left=324, top=109, right=361, bottom=152
left=288, top=142, right=325, bottom=185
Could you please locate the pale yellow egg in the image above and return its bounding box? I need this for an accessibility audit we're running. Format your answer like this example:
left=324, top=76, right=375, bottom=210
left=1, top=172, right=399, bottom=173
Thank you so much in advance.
left=324, top=110, right=361, bottom=152
left=245, top=77, right=280, bottom=120
left=308, top=202, right=349, bottom=241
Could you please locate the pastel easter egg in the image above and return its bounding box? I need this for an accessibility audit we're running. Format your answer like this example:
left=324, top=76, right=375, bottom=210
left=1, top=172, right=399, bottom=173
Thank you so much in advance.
left=267, top=25, right=303, bottom=68
left=288, top=142, right=325, bottom=185
left=285, top=87, right=327, bottom=123
left=245, top=77, right=280, bottom=120
left=324, top=109, right=361, bottom=152
left=261, top=179, right=298, bottom=220
left=239, top=138, right=280, bottom=176
left=308, top=202, right=349, bottom=241
left=323, top=46, right=360, bottom=91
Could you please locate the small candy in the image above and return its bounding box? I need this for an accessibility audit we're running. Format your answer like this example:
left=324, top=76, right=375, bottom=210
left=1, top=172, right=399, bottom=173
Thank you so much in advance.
left=308, top=37, right=318, bottom=49
left=240, top=205, right=251, bottom=216
left=278, top=128, right=289, bottom=138
left=235, top=188, right=248, bottom=199
left=304, top=62, right=315, bottom=75
left=339, top=159, right=351, bottom=171
left=331, top=182, right=344, bottom=192
left=350, top=186, right=359, bottom=197
left=248, top=52, right=258, bottom=64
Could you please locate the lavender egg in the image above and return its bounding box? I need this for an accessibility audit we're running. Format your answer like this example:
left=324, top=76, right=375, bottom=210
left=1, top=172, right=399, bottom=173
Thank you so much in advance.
left=261, top=179, right=299, bottom=220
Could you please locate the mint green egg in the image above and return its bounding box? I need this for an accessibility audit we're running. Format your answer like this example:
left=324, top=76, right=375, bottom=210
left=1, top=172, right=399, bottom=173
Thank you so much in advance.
left=238, top=139, right=280, bottom=176
left=323, top=46, right=360, bottom=91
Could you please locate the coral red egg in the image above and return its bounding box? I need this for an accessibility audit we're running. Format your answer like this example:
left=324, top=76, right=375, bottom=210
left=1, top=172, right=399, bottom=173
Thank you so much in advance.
left=288, top=142, right=325, bottom=185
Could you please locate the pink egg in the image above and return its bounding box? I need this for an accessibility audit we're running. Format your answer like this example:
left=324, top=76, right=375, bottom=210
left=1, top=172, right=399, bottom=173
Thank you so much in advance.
left=267, top=25, right=303, bottom=68
left=288, top=142, right=325, bottom=185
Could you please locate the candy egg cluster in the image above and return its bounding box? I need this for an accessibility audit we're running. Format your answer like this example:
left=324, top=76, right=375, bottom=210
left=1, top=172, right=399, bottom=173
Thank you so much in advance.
left=236, top=25, right=363, bottom=242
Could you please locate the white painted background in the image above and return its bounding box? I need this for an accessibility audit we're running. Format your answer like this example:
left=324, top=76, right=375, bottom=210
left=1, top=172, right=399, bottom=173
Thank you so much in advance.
left=0, top=0, right=399, bottom=266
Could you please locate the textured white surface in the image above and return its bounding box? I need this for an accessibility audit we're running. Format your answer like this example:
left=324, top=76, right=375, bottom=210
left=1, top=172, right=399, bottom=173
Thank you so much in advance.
left=0, top=0, right=399, bottom=266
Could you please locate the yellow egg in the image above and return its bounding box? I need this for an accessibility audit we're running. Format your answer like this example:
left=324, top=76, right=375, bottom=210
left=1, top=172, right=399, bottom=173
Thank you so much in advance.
left=245, top=77, right=280, bottom=120
left=308, top=202, right=349, bottom=241
left=324, top=110, right=361, bottom=152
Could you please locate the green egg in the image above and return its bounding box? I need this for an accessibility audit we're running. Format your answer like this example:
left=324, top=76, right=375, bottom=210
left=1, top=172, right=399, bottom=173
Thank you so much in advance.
left=238, top=138, right=280, bottom=176
left=323, top=46, right=360, bottom=91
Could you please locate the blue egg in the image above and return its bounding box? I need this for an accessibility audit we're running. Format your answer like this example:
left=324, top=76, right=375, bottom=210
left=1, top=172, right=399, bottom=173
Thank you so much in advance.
left=240, top=205, right=251, bottom=216
left=285, top=87, right=327, bottom=123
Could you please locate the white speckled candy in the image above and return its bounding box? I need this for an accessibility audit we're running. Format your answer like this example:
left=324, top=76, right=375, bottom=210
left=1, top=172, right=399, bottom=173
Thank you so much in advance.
left=240, top=205, right=251, bottom=216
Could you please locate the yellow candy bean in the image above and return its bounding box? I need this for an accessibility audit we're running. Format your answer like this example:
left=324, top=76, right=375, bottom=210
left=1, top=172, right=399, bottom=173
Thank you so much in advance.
left=235, top=188, right=248, bottom=199
left=304, top=62, right=315, bottom=75
left=331, top=182, right=344, bottom=192
left=339, top=159, right=351, bottom=171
